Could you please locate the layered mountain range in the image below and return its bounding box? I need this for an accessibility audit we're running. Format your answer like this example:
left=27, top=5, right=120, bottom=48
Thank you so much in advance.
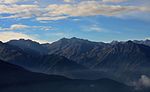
left=0, top=38, right=150, bottom=85
left=1, top=59, right=136, bottom=92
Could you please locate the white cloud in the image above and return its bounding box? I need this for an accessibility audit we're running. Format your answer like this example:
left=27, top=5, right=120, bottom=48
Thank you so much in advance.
left=81, top=24, right=106, bottom=33
left=42, top=1, right=149, bottom=21
left=36, top=16, right=69, bottom=21
left=0, top=4, right=38, bottom=13
left=32, top=26, right=53, bottom=31
left=0, top=31, right=48, bottom=43
left=102, top=0, right=128, bottom=3
left=0, top=4, right=41, bottom=19
left=87, top=25, right=104, bottom=32
left=64, top=0, right=74, bottom=3
left=145, top=38, right=150, bottom=40
left=139, top=75, right=150, bottom=87
left=0, top=0, right=149, bottom=21
left=0, top=24, right=53, bottom=31
left=0, top=24, right=29, bottom=31
left=72, top=18, right=80, bottom=21
left=52, top=32, right=65, bottom=36
left=133, top=75, right=150, bottom=89
left=0, top=0, right=22, bottom=4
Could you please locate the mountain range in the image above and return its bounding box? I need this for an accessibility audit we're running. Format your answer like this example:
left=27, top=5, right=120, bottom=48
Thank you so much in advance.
left=0, top=59, right=137, bottom=92
left=0, top=37, right=150, bottom=91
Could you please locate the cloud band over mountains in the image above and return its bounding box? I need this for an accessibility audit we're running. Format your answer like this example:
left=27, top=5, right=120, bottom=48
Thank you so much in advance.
left=0, top=0, right=149, bottom=21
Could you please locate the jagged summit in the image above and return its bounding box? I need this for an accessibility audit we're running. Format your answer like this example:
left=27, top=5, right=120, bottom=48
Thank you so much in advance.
left=7, top=39, right=48, bottom=55
left=8, top=39, right=41, bottom=45
left=1, top=37, right=150, bottom=46
left=58, top=37, right=92, bottom=43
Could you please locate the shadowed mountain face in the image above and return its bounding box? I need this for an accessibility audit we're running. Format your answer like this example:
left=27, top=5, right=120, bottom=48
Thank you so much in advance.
left=0, top=38, right=150, bottom=85
left=91, top=41, right=150, bottom=82
left=7, top=39, right=48, bottom=55
left=43, top=39, right=150, bottom=67
left=43, top=38, right=150, bottom=68
left=43, top=37, right=110, bottom=67
left=1, top=79, right=133, bottom=92
left=0, top=41, right=86, bottom=76
left=0, top=59, right=68, bottom=87
left=133, top=39, right=150, bottom=47
left=42, top=38, right=150, bottom=82
left=0, top=59, right=135, bottom=92
left=93, top=41, right=150, bottom=70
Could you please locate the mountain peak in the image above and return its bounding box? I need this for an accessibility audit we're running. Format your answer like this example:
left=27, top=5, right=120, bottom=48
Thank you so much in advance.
left=9, top=39, right=40, bottom=44
left=111, top=40, right=119, bottom=45
left=71, top=37, right=89, bottom=40
left=60, top=37, right=88, bottom=41
left=70, top=37, right=82, bottom=40
left=144, top=39, right=150, bottom=41
left=57, top=37, right=91, bottom=45
left=60, top=37, right=68, bottom=40
left=126, top=40, right=134, bottom=44
left=113, top=40, right=138, bottom=48
left=71, top=37, right=77, bottom=39
left=7, top=39, right=48, bottom=55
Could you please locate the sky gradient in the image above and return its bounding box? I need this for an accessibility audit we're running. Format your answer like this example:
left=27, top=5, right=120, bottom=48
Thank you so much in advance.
left=0, top=0, right=150, bottom=43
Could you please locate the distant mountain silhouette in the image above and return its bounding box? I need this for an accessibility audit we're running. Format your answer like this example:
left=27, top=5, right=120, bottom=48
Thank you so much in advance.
left=0, top=41, right=86, bottom=76
left=0, top=38, right=150, bottom=85
left=133, top=39, right=150, bottom=47
left=92, top=41, right=150, bottom=69
left=92, top=41, right=150, bottom=81
left=7, top=39, right=48, bottom=55
left=42, top=38, right=150, bottom=82
left=43, top=37, right=109, bottom=67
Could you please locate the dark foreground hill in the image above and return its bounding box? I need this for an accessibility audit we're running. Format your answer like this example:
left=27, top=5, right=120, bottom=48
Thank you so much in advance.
left=0, top=59, right=68, bottom=87
left=0, top=59, right=135, bottom=92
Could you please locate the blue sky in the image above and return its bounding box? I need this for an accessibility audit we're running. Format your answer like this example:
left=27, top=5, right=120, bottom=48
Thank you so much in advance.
left=0, top=0, right=150, bottom=43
